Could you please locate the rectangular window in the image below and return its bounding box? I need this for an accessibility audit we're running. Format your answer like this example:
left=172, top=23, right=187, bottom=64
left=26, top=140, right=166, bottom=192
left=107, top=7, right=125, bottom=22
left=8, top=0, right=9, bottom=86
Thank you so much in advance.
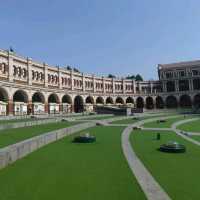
left=192, top=70, right=198, bottom=76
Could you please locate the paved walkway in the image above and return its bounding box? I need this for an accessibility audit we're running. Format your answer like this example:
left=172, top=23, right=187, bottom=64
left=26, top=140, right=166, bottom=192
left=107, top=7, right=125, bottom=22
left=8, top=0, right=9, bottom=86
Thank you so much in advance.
left=121, top=125, right=171, bottom=200
left=141, top=127, right=172, bottom=131
left=171, top=118, right=200, bottom=146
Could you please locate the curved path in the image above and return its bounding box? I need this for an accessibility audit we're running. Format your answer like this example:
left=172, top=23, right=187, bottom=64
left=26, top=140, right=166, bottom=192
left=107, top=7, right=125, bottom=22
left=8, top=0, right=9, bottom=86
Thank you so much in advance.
left=171, top=118, right=200, bottom=146
left=120, top=114, right=200, bottom=200
left=121, top=125, right=171, bottom=200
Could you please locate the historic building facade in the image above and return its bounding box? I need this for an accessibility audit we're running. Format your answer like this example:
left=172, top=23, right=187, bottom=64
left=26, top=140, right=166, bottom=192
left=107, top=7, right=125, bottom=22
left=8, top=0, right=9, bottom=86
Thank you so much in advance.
left=0, top=48, right=199, bottom=115
left=158, top=60, right=200, bottom=109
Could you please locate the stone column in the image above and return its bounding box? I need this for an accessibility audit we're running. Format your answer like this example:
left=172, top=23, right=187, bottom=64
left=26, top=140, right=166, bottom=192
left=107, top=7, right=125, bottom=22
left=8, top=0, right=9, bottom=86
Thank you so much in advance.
left=189, top=79, right=193, bottom=91
left=59, top=101, right=62, bottom=113
left=82, top=73, right=85, bottom=92
left=44, top=63, right=48, bottom=88
left=175, top=80, right=179, bottom=92
left=7, top=99, right=13, bottom=115
left=162, top=81, right=167, bottom=93
left=8, top=51, right=14, bottom=82
left=150, top=82, right=153, bottom=94
left=132, top=80, right=136, bottom=94
left=27, top=100, right=32, bottom=115
left=102, top=77, right=105, bottom=94
left=122, top=79, right=126, bottom=94
left=138, top=82, right=142, bottom=94
left=27, top=57, right=32, bottom=86
left=58, top=67, right=62, bottom=90
left=45, top=102, right=49, bottom=114
left=93, top=75, right=96, bottom=93
left=71, top=70, right=74, bottom=91
left=112, top=78, right=115, bottom=93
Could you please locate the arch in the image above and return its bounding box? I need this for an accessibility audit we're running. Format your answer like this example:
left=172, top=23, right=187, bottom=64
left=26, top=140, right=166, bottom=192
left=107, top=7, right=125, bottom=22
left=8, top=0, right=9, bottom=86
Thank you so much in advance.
left=126, top=97, right=134, bottom=104
left=48, top=93, right=59, bottom=103
left=96, top=96, right=104, bottom=104
left=166, top=95, right=178, bottom=108
left=115, top=97, right=124, bottom=105
left=106, top=97, right=114, bottom=104
left=32, top=92, right=45, bottom=103
left=136, top=97, right=144, bottom=109
left=85, top=96, right=94, bottom=104
left=146, top=96, right=154, bottom=109
left=74, top=95, right=84, bottom=113
left=155, top=96, right=164, bottom=109
left=0, top=88, right=8, bottom=102
left=13, top=90, right=28, bottom=103
left=179, top=95, right=192, bottom=108
left=62, top=94, right=72, bottom=104
left=194, top=94, right=200, bottom=108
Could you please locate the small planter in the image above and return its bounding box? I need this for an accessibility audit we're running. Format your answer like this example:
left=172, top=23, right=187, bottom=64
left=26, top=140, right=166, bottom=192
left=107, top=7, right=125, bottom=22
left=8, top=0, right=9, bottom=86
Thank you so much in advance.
left=159, top=141, right=186, bottom=153
left=73, top=134, right=96, bottom=143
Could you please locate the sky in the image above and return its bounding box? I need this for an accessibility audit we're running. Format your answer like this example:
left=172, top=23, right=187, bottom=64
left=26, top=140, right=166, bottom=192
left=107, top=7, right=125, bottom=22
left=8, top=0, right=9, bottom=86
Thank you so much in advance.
left=1, top=0, right=200, bottom=80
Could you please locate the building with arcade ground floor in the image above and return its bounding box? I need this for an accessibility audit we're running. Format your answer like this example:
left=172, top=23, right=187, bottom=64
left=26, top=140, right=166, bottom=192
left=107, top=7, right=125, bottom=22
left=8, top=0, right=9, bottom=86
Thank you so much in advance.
left=0, top=48, right=200, bottom=115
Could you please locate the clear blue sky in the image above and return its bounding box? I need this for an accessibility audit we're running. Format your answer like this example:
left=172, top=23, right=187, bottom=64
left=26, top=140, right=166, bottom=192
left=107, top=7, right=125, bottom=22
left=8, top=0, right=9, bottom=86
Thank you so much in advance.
left=1, top=0, right=200, bottom=80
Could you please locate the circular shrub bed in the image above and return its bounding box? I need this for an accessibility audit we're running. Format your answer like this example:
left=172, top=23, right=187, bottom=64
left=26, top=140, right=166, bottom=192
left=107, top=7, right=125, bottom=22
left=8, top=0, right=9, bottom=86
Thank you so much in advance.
left=73, top=133, right=96, bottom=143
left=159, top=141, right=186, bottom=153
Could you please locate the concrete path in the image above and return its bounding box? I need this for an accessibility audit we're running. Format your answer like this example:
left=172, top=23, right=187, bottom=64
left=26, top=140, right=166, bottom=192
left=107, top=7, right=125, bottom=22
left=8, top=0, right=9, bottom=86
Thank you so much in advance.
left=137, top=115, right=180, bottom=127
left=171, top=118, right=200, bottom=146
left=141, top=127, right=172, bottom=132
left=121, top=125, right=171, bottom=200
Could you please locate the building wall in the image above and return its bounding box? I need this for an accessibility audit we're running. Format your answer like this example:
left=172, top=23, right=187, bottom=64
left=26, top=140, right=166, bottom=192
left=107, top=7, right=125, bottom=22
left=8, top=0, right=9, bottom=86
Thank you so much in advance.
left=0, top=49, right=200, bottom=115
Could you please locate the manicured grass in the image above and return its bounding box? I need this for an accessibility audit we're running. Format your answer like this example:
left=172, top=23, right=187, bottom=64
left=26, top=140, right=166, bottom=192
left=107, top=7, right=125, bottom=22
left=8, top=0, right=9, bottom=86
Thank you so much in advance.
left=0, top=118, right=40, bottom=125
left=111, top=114, right=175, bottom=125
left=111, top=117, right=139, bottom=124
left=142, top=115, right=188, bottom=128
left=130, top=130, right=200, bottom=200
left=177, top=118, right=200, bottom=132
left=82, top=115, right=116, bottom=120
left=0, top=126, right=146, bottom=200
left=191, top=135, right=200, bottom=142
left=0, top=121, right=80, bottom=148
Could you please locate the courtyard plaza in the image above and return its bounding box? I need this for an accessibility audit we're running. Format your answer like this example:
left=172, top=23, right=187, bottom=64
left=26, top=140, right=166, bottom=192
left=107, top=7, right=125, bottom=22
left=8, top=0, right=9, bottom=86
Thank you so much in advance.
left=0, top=111, right=199, bottom=199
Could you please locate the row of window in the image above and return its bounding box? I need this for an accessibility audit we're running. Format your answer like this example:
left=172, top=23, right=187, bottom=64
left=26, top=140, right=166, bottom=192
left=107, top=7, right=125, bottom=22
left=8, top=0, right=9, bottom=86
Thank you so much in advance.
left=166, top=79, right=200, bottom=92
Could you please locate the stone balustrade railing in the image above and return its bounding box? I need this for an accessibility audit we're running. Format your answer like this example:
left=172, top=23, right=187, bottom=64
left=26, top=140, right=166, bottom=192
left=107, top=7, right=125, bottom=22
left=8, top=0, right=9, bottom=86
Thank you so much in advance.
left=0, top=121, right=96, bottom=170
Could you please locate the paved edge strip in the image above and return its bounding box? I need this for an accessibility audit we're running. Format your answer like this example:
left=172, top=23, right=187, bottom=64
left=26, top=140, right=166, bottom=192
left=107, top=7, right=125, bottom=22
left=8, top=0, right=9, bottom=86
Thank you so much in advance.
left=171, top=118, right=200, bottom=146
left=121, top=125, right=171, bottom=200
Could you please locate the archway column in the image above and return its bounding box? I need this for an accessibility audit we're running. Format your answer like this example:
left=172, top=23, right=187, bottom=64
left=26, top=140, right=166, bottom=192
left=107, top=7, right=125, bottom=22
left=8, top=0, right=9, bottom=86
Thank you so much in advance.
left=7, top=99, right=13, bottom=115
left=59, top=101, right=62, bottom=113
left=44, top=102, right=49, bottom=114
left=27, top=100, right=32, bottom=115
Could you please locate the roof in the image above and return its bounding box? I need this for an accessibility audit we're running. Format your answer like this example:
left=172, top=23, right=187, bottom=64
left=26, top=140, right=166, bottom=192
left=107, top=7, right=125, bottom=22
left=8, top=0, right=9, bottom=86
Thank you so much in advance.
left=158, top=60, right=200, bottom=70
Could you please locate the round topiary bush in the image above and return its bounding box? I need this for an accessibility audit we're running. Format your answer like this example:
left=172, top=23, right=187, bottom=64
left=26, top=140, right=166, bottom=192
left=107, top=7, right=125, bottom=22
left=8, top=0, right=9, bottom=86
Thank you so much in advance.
left=73, top=133, right=96, bottom=143
left=159, top=141, right=186, bottom=153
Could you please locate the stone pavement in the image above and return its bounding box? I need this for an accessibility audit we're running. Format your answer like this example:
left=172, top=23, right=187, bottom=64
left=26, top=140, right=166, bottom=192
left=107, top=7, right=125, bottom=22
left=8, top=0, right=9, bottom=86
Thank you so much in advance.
left=121, top=125, right=171, bottom=200
left=171, top=118, right=200, bottom=147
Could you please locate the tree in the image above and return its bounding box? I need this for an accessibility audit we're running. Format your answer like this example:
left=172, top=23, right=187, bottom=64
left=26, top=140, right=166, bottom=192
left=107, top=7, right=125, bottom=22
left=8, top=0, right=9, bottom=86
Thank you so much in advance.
left=108, top=74, right=116, bottom=78
left=66, top=66, right=72, bottom=71
left=126, top=75, right=135, bottom=79
left=135, top=74, right=143, bottom=81
left=73, top=67, right=80, bottom=73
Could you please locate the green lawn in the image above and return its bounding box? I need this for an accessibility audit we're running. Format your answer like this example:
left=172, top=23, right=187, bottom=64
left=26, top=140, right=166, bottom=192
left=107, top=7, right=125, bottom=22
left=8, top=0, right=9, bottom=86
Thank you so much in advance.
left=0, top=126, right=146, bottom=200
left=111, top=117, right=139, bottom=124
left=191, top=135, right=200, bottom=142
left=0, top=118, right=41, bottom=125
left=142, top=116, right=188, bottom=128
left=111, top=114, right=176, bottom=125
left=177, top=118, right=200, bottom=132
left=81, top=115, right=116, bottom=120
left=130, top=130, right=200, bottom=200
left=0, top=121, right=80, bottom=148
